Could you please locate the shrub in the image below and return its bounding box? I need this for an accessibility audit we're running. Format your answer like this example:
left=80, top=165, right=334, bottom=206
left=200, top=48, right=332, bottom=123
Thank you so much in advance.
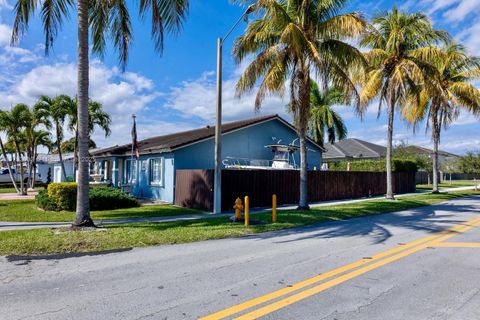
left=37, top=184, right=139, bottom=211
left=329, top=159, right=418, bottom=172
left=36, top=189, right=58, bottom=211
left=47, top=182, right=78, bottom=211
left=89, top=187, right=140, bottom=210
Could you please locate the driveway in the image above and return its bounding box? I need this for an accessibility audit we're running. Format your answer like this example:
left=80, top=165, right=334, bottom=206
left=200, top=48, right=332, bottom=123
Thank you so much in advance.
left=1, top=196, right=480, bottom=319
left=0, top=191, right=37, bottom=201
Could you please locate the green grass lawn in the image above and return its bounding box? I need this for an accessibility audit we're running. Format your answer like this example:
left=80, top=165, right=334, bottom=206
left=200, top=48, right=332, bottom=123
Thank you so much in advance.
left=1, top=190, right=479, bottom=256
left=0, top=200, right=201, bottom=222
left=0, top=187, right=21, bottom=193
left=417, top=180, right=479, bottom=190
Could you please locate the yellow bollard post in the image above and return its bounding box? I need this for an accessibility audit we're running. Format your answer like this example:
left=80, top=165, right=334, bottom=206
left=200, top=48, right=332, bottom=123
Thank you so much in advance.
left=272, top=194, right=277, bottom=223
left=244, top=196, right=250, bottom=226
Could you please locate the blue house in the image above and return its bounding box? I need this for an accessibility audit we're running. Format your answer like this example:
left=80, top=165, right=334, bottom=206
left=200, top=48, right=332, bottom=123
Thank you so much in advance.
left=91, top=114, right=324, bottom=203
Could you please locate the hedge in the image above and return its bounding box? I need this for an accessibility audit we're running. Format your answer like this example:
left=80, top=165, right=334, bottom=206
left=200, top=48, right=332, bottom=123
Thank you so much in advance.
left=47, top=182, right=77, bottom=211
left=37, top=183, right=140, bottom=211
left=89, top=187, right=140, bottom=210
left=36, top=190, right=59, bottom=211
left=329, top=159, right=418, bottom=172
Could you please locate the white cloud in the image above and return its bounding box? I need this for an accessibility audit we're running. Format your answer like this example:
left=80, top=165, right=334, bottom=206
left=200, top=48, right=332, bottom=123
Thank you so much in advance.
left=0, top=24, right=11, bottom=46
left=165, top=70, right=289, bottom=122
left=442, top=0, right=478, bottom=22
left=457, top=19, right=480, bottom=54
left=418, top=0, right=480, bottom=22
left=0, top=60, right=164, bottom=147
left=0, top=0, right=12, bottom=11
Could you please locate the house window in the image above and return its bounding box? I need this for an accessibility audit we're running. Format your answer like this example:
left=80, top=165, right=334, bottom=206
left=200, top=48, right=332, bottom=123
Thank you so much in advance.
left=149, top=158, right=163, bottom=186
left=125, top=159, right=138, bottom=183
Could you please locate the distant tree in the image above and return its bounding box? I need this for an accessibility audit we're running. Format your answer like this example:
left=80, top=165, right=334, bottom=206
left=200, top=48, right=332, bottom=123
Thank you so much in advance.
left=458, top=151, right=480, bottom=174
left=307, top=81, right=348, bottom=147
left=0, top=104, right=31, bottom=195
left=35, top=95, right=71, bottom=182
left=67, top=100, right=110, bottom=179
left=60, top=137, right=97, bottom=153
left=24, top=104, right=52, bottom=188
left=393, top=141, right=432, bottom=172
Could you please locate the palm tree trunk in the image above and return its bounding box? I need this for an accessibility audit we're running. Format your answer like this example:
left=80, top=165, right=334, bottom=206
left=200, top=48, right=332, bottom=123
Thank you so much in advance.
left=431, top=110, right=440, bottom=193
left=385, top=96, right=395, bottom=200
left=74, top=0, right=94, bottom=227
left=0, top=137, right=20, bottom=193
left=56, top=126, right=68, bottom=182
left=297, top=70, right=310, bottom=210
left=298, top=129, right=309, bottom=209
left=32, top=146, right=38, bottom=188
left=73, top=128, right=78, bottom=181
left=14, top=140, right=26, bottom=195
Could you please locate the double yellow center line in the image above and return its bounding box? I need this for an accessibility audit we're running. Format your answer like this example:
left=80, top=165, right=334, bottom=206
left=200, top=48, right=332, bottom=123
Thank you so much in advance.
left=200, top=216, right=480, bottom=320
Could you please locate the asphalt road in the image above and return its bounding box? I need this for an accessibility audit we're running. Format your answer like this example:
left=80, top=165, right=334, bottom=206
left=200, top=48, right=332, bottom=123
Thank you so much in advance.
left=1, top=196, right=480, bottom=320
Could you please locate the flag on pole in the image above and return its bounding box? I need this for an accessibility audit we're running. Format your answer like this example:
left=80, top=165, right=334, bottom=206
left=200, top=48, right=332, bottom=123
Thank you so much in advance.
left=131, top=115, right=140, bottom=158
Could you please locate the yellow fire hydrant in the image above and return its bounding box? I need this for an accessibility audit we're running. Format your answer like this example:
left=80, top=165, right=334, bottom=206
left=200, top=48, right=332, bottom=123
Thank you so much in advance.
left=233, top=197, right=244, bottom=221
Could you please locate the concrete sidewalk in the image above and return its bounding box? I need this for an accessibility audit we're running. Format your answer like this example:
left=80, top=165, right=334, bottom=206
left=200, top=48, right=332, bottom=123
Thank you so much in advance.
left=0, top=185, right=478, bottom=232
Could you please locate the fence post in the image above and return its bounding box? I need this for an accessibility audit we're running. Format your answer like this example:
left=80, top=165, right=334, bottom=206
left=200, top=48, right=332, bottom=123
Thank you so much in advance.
left=244, top=196, right=250, bottom=226
left=272, top=194, right=277, bottom=223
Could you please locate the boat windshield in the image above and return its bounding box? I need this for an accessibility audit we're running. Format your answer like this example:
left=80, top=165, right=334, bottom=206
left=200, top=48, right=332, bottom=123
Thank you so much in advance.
left=273, top=151, right=289, bottom=161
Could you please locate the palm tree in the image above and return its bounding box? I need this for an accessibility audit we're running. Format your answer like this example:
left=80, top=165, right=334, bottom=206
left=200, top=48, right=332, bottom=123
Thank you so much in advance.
left=24, top=104, right=52, bottom=188
left=12, top=0, right=189, bottom=227
left=234, top=0, right=367, bottom=210
left=35, top=95, right=70, bottom=182
left=0, top=104, right=31, bottom=195
left=357, top=7, right=448, bottom=199
left=404, top=43, right=480, bottom=192
left=32, top=130, right=53, bottom=186
left=0, top=127, right=20, bottom=194
left=308, top=81, right=348, bottom=147
left=288, top=81, right=348, bottom=147
left=67, top=99, right=111, bottom=179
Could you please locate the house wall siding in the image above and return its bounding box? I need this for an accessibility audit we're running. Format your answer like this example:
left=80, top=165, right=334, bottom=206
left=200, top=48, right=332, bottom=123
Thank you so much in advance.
left=111, top=118, right=323, bottom=203
left=173, top=118, right=322, bottom=170
left=125, top=153, right=175, bottom=202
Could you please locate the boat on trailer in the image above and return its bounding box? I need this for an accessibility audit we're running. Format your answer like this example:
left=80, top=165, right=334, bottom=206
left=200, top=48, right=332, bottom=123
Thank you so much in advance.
left=223, top=144, right=299, bottom=170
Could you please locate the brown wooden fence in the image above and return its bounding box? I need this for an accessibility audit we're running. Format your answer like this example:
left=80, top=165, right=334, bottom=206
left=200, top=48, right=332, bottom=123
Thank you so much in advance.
left=175, top=169, right=416, bottom=212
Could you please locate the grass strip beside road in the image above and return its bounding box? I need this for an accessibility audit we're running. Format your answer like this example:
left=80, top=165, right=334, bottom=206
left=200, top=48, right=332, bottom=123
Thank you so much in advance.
left=0, top=201, right=201, bottom=222
left=416, top=180, right=479, bottom=190
left=0, top=190, right=479, bottom=256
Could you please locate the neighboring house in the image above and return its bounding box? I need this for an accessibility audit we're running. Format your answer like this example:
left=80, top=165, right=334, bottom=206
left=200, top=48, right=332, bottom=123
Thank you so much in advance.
left=91, top=114, right=324, bottom=203
left=51, top=153, right=75, bottom=183
left=323, top=138, right=387, bottom=162
left=399, top=145, right=459, bottom=166
left=36, top=153, right=60, bottom=183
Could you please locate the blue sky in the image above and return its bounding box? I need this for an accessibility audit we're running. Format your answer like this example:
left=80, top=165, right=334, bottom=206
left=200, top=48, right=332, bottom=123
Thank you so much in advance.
left=0, top=0, right=479, bottom=154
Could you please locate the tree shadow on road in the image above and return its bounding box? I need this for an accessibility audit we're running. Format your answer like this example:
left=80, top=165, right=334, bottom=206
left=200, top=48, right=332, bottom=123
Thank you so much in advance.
left=242, top=199, right=480, bottom=245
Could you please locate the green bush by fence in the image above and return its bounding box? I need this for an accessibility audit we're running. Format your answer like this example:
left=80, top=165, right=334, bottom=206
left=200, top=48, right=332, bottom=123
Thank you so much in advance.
left=36, top=190, right=59, bottom=211
left=47, top=182, right=77, bottom=211
left=329, top=159, right=418, bottom=172
left=89, top=187, right=140, bottom=210
left=37, top=183, right=140, bottom=211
